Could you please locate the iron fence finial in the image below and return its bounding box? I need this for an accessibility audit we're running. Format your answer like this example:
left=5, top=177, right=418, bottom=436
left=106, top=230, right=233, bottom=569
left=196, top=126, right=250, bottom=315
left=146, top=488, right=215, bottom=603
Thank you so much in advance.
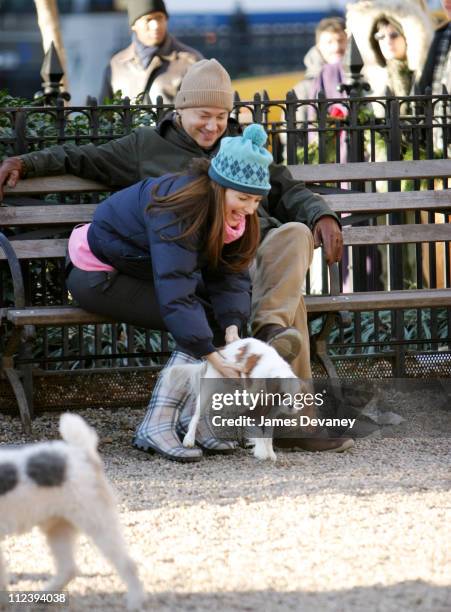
left=37, top=42, right=70, bottom=104
left=338, top=34, right=370, bottom=97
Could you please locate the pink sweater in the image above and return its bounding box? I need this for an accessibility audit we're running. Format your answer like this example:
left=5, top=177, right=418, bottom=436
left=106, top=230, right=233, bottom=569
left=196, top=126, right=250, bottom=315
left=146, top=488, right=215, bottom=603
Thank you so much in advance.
left=68, top=224, right=114, bottom=272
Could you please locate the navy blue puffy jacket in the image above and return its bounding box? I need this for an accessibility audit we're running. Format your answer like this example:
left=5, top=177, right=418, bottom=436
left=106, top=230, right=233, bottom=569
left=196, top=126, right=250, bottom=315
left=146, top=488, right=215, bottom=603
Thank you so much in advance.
left=87, top=174, right=251, bottom=358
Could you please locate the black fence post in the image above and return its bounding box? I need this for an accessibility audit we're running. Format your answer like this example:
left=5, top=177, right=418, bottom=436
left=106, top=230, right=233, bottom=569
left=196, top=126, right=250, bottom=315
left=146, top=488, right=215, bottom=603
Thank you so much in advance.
left=388, top=98, right=403, bottom=290
left=317, top=90, right=328, bottom=163
left=252, top=92, right=263, bottom=124
left=387, top=98, right=406, bottom=375
left=155, top=95, right=165, bottom=124
left=123, top=96, right=132, bottom=133
left=338, top=35, right=370, bottom=98
left=339, top=36, right=375, bottom=305
left=36, top=42, right=71, bottom=106
left=13, top=111, right=28, bottom=155
left=285, top=89, right=298, bottom=165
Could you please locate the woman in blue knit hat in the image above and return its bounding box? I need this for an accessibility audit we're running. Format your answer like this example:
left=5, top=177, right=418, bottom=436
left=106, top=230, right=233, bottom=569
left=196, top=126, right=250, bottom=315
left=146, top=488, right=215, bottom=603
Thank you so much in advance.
left=66, top=124, right=273, bottom=462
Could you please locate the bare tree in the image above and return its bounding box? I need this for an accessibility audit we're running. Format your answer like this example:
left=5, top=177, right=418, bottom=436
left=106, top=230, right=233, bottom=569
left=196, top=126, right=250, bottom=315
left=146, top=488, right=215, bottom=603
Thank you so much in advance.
left=34, top=0, right=69, bottom=92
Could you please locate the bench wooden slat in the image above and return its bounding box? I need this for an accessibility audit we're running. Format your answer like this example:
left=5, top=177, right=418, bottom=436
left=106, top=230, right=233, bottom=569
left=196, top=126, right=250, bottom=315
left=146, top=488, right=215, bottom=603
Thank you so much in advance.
left=1, top=191, right=450, bottom=226
left=7, top=306, right=115, bottom=326
left=3, top=175, right=109, bottom=195
left=0, top=204, right=96, bottom=225
left=289, top=160, right=451, bottom=183
left=7, top=290, right=451, bottom=326
left=323, top=190, right=451, bottom=213
left=1, top=224, right=449, bottom=261
left=4, top=161, right=450, bottom=196
left=0, top=239, right=68, bottom=260
left=343, top=223, right=451, bottom=246
left=305, top=289, right=451, bottom=313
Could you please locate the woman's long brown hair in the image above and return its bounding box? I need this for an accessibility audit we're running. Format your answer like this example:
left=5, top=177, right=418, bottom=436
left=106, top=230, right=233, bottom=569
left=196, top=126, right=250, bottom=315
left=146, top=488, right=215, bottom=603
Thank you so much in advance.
left=148, top=159, right=260, bottom=272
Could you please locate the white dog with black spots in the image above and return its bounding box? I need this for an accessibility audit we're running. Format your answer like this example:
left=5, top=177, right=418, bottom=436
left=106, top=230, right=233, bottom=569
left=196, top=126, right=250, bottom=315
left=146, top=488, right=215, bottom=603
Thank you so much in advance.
left=0, top=414, right=146, bottom=611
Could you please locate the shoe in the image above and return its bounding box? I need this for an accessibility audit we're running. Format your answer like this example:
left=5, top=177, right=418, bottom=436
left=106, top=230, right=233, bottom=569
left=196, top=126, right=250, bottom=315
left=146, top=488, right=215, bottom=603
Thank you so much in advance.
left=132, top=435, right=203, bottom=463
left=254, top=324, right=302, bottom=363
left=273, top=436, right=355, bottom=453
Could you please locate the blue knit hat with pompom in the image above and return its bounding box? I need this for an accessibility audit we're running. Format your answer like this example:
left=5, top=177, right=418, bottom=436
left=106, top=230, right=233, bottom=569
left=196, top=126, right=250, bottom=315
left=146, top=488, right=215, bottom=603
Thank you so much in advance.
left=208, top=124, right=273, bottom=196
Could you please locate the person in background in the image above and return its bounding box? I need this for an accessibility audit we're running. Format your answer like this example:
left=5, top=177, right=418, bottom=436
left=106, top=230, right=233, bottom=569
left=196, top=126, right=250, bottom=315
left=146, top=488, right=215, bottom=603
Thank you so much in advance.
left=99, top=0, right=203, bottom=103
left=418, top=0, right=451, bottom=152
left=346, top=0, right=433, bottom=100
left=291, top=17, right=348, bottom=123
left=419, top=0, right=451, bottom=96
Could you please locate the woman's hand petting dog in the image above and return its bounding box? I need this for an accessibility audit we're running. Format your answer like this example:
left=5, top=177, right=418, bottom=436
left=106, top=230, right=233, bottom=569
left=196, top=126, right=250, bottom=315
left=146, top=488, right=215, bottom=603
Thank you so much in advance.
left=206, top=350, right=244, bottom=378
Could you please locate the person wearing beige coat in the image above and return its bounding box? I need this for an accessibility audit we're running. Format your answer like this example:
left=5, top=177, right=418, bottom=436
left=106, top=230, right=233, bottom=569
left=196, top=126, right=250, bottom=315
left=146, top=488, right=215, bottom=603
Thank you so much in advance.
left=99, top=0, right=202, bottom=103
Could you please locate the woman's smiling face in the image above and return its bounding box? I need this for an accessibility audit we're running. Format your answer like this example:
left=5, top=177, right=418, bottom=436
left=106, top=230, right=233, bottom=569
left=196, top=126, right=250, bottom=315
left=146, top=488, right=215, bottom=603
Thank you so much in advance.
left=224, top=189, right=262, bottom=227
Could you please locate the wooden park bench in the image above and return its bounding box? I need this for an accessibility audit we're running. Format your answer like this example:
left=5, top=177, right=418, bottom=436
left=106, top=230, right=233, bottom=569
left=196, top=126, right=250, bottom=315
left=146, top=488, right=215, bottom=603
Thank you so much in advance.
left=1, top=159, right=450, bottom=432
left=289, top=159, right=451, bottom=382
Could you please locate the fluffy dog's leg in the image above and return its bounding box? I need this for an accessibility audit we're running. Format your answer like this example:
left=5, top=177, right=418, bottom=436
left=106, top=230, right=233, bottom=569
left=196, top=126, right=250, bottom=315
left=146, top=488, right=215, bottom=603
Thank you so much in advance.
left=263, top=437, right=277, bottom=462
left=41, top=519, right=79, bottom=591
left=183, top=395, right=201, bottom=448
left=0, top=545, right=8, bottom=590
left=76, top=510, right=146, bottom=611
left=250, top=436, right=277, bottom=461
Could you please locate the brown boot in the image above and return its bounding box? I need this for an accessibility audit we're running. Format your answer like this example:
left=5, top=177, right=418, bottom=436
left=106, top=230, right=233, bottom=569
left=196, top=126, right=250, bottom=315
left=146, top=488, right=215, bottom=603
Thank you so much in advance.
left=274, top=436, right=355, bottom=453
left=254, top=324, right=302, bottom=363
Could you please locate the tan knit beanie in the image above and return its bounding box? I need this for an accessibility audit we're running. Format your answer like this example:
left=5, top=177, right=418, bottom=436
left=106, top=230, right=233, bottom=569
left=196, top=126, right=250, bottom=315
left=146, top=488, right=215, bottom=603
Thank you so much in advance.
left=175, top=59, right=234, bottom=111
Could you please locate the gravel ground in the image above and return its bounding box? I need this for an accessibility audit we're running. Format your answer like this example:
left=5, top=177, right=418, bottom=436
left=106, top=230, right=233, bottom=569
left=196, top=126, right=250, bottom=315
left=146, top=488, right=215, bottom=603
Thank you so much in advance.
left=0, top=388, right=450, bottom=612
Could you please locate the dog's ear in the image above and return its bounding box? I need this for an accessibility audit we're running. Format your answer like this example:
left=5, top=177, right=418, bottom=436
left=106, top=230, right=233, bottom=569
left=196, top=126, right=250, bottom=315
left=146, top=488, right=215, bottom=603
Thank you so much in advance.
left=243, top=353, right=262, bottom=376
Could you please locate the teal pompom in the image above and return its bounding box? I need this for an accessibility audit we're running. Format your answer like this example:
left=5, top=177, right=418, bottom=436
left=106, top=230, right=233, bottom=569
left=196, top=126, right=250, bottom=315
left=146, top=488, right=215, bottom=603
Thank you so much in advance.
left=243, top=123, right=267, bottom=147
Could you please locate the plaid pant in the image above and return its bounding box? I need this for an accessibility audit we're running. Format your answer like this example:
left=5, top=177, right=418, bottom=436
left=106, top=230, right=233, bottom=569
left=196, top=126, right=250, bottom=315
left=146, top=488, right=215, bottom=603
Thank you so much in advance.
left=135, top=351, right=236, bottom=459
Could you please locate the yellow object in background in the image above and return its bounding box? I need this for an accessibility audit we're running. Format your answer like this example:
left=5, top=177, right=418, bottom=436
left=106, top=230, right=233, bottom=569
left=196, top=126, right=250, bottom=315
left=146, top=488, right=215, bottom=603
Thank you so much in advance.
left=232, top=71, right=304, bottom=101
left=232, top=71, right=304, bottom=124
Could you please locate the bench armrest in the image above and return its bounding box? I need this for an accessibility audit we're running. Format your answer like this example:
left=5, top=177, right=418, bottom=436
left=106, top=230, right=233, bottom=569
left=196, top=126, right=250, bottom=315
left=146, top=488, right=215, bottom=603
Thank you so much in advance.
left=0, top=232, right=26, bottom=310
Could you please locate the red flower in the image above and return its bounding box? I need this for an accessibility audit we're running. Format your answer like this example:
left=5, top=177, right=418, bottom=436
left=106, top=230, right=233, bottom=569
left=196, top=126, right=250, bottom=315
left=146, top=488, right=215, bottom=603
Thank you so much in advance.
left=329, top=105, right=347, bottom=119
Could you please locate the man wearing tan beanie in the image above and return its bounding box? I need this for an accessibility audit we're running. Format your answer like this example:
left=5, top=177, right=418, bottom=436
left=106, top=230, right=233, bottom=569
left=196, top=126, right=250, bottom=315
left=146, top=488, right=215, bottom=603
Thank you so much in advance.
left=0, top=59, right=350, bottom=453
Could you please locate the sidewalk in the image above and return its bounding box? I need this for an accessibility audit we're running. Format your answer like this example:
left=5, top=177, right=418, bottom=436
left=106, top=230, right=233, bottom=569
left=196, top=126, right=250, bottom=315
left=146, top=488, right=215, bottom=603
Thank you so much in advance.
left=0, top=398, right=450, bottom=612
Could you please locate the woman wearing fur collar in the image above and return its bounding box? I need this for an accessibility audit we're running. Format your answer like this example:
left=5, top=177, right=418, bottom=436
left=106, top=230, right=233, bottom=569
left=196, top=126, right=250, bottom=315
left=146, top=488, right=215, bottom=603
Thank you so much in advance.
left=346, top=0, right=434, bottom=98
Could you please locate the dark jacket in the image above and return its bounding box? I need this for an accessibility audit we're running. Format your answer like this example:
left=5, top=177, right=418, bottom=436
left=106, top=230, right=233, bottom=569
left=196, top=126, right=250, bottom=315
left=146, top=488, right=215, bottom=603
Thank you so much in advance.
left=87, top=173, right=251, bottom=358
left=418, top=21, right=451, bottom=93
left=100, top=34, right=203, bottom=104
left=20, top=114, right=339, bottom=242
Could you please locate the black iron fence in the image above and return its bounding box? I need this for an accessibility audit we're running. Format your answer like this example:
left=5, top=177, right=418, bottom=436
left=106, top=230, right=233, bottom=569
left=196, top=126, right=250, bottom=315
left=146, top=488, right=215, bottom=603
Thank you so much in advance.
left=0, top=87, right=450, bottom=380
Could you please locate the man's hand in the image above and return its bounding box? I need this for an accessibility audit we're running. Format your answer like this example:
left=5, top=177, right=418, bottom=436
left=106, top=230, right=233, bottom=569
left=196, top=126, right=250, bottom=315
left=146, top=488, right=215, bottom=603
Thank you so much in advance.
left=0, top=157, right=24, bottom=200
left=312, top=216, right=343, bottom=264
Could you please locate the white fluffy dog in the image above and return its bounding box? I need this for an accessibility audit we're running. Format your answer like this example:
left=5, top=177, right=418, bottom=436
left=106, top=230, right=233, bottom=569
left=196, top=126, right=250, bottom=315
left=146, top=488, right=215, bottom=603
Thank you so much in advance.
left=163, top=338, right=304, bottom=461
left=0, top=414, right=146, bottom=611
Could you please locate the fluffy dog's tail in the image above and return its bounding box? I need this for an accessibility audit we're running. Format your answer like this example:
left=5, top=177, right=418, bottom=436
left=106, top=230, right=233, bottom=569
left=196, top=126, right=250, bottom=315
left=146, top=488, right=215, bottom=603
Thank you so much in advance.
left=59, top=413, right=99, bottom=463
left=159, top=362, right=206, bottom=396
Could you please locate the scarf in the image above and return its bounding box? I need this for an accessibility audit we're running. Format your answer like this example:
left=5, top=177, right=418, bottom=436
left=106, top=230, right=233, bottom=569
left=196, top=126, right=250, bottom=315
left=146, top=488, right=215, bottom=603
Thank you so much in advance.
left=224, top=216, right=246, bottom=243
left=132, top=32, right=159, bottom=69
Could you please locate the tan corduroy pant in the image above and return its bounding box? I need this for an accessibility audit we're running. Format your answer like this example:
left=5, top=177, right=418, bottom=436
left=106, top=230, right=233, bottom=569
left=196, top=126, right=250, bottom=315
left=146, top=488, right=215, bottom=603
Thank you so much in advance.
left=251, top=222, right=314, bottom=379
